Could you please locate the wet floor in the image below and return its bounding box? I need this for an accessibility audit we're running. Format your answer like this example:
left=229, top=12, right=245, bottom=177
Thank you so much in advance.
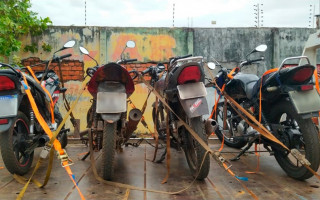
left=0, top=140, right=320, bottom=200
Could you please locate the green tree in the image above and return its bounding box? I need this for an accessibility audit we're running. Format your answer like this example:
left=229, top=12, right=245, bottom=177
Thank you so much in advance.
left=0, top=0, right=52, bottom=59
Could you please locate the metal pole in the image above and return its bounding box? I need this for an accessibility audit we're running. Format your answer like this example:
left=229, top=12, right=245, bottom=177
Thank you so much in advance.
left=173, top=3, right=175, bottom=27
left=258, top=4, right=260, bottom=27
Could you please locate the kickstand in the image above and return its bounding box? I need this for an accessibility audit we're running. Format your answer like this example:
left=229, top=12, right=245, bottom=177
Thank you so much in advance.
left=81, top=151, right=90, bottom=161
left=156, top=148, right=167, bottom=163
left=230, top=134, right=260, bottom=161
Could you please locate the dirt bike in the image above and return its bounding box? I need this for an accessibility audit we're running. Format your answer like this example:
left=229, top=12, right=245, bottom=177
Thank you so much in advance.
left=80, top=40, right=141, bottom=181
left=0, top=40, right=75, bottom=175
left=146, top=55, right=215, bottom=180
left=208, top=44, right=320, bottom=180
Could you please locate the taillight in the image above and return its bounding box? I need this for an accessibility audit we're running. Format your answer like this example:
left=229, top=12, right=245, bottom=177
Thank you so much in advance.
left=0, top=119, right=8, bottom=125
left=299, top=85, right=313, bottom=91
left=0, top=76, right=15, bottom=91
left=292, top=68, right=313, bottom=82
left=177, top=66, right=201, bottom=85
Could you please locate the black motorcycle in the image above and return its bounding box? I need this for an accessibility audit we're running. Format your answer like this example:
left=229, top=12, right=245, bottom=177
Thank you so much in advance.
left=208, top=44, right=320, bottom=180
left=0, top=40, right=74, bottom=175
left=147, top=55, right=214, bottom=180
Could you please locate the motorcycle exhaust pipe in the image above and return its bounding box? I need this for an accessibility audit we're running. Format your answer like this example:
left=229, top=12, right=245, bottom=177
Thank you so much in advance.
left=205, top=119, right=217, bottom=136
left=125, top=108, right=143, bottom=140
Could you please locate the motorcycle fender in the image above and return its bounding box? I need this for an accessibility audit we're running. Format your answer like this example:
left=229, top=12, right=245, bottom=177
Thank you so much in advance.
left=101, top=113, right=121, bottom=123
left=288, top=88, right=320, bottom=116
left=179, top=97, right=209, bottom=118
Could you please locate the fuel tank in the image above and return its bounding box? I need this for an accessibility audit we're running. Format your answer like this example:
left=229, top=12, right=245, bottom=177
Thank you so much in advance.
left=225, top=73, right=259, bottom=100
left=154, top=72, right=166, bottom=98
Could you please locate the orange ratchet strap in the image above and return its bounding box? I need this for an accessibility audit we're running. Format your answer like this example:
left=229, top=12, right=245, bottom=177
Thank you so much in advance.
left=18, top=72, right=86, bottom=200
left=138, top=74, right=250, bottom=183
left=227, top=67, right=240, bottom=79
left=206, top=64, right=320, bottom=181
left=26, top=66, right=55, bottom=124
left=224, top=92, right=320, bottom=181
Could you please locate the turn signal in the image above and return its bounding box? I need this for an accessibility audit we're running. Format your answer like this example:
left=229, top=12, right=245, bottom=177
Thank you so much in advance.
left=0, top=119, right=8, bottom=125
left=299, top=85, right=313, bottom=91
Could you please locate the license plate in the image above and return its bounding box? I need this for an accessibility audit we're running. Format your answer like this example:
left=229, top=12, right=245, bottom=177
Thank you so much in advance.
left=177, top=82, right=207, bottom=100
left=96, top=92, right=127, bottom=113
left=0, top=94, right=18, bottom=117
left=288, top=89, right=320, bottom=114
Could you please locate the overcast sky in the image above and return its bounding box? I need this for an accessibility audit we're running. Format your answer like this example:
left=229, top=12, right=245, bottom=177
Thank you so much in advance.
left=30, top=0, right=320, bottom=28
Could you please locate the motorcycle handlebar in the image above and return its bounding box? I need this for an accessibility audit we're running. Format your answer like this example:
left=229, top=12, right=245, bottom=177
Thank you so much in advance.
left=240, top=57, right=264, bottom=68
left=249, top=57, right=264, bottom=63
left=125, top=59, right=138, bottom=63
left=128, top=70, right=138, bottom=80
left=52, top=53, right=72, bottom=62
left=142, top=67, right=152, bottom=75
left=179, top=54, right=192, bottom=59
left=118, top=58, right=137, bottom=64
left=169, top=54, right=193, bottom=63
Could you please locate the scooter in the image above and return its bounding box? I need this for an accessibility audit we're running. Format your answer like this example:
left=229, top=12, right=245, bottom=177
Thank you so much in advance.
left=0, top=40, right=75, bottom=175
left=80, top=40, right=141, bottom=180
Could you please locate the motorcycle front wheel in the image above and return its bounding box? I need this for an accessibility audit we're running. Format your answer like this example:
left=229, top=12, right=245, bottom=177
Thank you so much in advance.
left=214, top=102, right=247, bottom=149
left=269, top=100, right=320, bottom=180
left=0, top=111, right=34, bottom=175
left=101, top=122, right=117, bottom=181
left=182, top=117, right=210, bottom=180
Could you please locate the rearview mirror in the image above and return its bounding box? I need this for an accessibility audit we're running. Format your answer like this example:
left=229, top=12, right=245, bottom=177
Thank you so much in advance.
left=255, top=44, right=267, bottom=52
left=79, top=46, right=89, bottom=55
left=64, top=40, right=76, bottom=48
left=207, top=62, right=216, bottom=70
left=55, top=40, right=76, bottom=54
left=126, top=41, right=135, bottom=48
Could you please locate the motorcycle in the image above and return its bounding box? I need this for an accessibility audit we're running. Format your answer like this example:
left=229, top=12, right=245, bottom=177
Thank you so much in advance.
left=80, top=40, right=141, bottom=181
left=208, top=44, right=320, bottom=180
left=148, top=55, right=214, bottom=180
left=0, top=40, right=75, bottom=175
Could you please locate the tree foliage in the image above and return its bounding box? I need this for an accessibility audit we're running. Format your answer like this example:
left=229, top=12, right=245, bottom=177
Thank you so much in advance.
left=0, top=0, right=52, bottom=57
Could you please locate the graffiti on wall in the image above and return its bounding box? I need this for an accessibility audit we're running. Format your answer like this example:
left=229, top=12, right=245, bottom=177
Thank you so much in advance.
left=108, top=33, right=176, bottom=62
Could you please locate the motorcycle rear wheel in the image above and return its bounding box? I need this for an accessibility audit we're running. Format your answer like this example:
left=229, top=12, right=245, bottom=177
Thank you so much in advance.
left=101, top=122, right=117, bottom=181
left=0, top=111, right=34, bottom=175
left=183, top=117, right=210, bottom=180
left=214, top=103, right=247, bottom=149
left=269, top=100, right=320, bottom=180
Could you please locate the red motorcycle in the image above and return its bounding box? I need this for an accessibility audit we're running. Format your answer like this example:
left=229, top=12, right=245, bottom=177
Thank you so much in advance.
left=80, top=41, right=141, bottom=180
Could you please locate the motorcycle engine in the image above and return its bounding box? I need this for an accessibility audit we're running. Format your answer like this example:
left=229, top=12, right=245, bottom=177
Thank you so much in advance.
left=235, top=120, right=246, bottom=136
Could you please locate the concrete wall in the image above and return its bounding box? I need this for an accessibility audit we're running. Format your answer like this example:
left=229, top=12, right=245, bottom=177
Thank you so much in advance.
left=16, top=26, right=317, bottom=134
left=194, top=28, right=317, bottom=71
